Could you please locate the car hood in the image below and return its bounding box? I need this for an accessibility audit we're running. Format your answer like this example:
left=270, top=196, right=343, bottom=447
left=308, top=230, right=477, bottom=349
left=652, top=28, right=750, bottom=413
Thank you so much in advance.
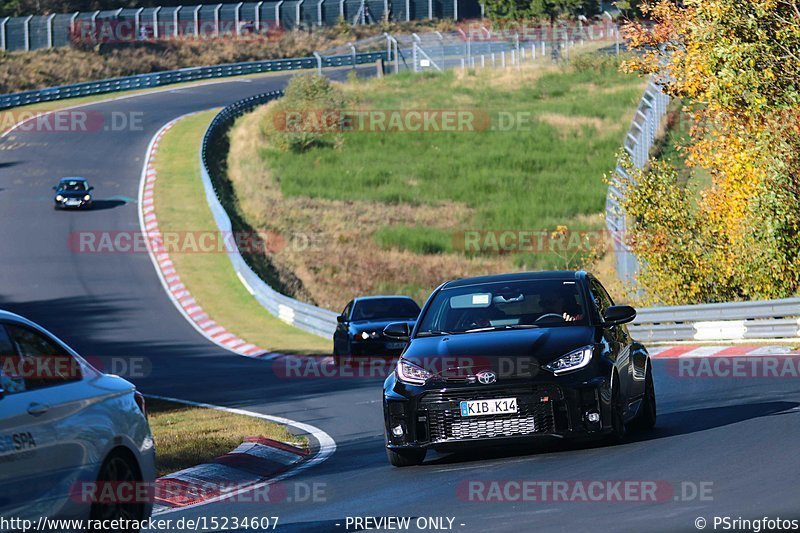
left=403, top=326, right=595, bottom=379
left=350, top=319, right=416, bottom=334
left=56, top=190, right=90, bottom=198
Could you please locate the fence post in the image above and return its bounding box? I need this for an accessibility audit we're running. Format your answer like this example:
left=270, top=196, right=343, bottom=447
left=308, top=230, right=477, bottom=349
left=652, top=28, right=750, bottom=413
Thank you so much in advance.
left=192, top=5, right=201, bottom=36
left=295, top=0, right=303, bottom=27
left=276, top=1, right=284, bottom=27
left=313, top=51, right=322, bottom=75
left=214, top=4, right=222, bottom=35
left=235, top=2, right=243, bottom=35
left=23, top=15, right=33, bottom=52
left=405, top=0, right=410, bottom=21
left=317, top=0, right=324, bottom=25
left=173, top=6, right=181, bottom=37
left=255, top=1, right=263, bottom=31
left=454, top=0, right=458, bottom=21
left=134, top=8, right=143, bottom=39
left=46, top=13, right=56, bottom=48
left=0, top=17, right=8, bottom=51
left=479, top=2, right=484, bottom=18
left=153, top=7, right=161, bottom=38
left=428, top=0, right=433, bottom=19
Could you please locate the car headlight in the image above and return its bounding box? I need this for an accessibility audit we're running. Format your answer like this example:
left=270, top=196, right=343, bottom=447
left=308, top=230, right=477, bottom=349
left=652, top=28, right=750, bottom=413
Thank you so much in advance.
left=55, top=195, right=64, bottom=201
left=358, top=331, right=379, bottom=340
left=396, top=358, right=432, bottom=385
left=83, top=194, right=91, bottom=201
left=544, top=345, right=593, bottom=375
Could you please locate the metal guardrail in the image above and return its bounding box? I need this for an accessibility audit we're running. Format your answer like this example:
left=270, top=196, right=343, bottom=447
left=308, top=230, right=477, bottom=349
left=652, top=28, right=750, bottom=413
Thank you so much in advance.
left=199, top=90, right=340, bottom=338
left=630, top=298, right=800, bottom=343
left=605, top=79, right=670, bottom=286
left=0, top=51, right=386, bottom=111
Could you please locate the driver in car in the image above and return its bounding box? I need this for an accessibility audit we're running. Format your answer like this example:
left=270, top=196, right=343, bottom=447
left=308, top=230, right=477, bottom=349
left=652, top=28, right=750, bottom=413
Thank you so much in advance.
left=540, top=292, right=583, bottom=322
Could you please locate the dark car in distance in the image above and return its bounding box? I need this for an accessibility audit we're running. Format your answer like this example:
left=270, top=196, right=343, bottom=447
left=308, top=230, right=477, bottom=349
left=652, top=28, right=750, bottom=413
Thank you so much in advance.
left=333, top=296, right=421, bottom=359
left=382, top=271, right=656, bottom=467
left=53, top=177, right=93, bottom=209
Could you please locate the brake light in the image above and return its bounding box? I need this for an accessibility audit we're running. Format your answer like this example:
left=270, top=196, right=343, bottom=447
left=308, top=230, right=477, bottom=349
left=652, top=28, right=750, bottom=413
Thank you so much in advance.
left=134, top=390, right=147, bottom=419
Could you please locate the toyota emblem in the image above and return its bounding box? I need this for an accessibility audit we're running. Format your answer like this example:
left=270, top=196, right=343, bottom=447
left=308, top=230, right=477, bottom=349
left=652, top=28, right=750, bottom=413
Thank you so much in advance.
left=476, top=371, right=497, bottom=385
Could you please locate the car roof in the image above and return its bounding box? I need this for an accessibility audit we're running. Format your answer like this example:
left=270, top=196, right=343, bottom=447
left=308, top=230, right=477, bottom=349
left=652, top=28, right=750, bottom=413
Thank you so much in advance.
left=353, top=295, right=418, bottom=303
left=58, top=177, right=87, bottom=182
left=441, top=270, right=587, bottom=289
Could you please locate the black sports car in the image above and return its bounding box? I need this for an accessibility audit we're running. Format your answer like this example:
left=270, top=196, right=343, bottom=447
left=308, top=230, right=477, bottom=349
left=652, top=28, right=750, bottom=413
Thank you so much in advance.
left=382, top=271, right=656, bottom=467
left=53, top=177, right=93, bottom=209
left=333, top=296, right=421, bottom=359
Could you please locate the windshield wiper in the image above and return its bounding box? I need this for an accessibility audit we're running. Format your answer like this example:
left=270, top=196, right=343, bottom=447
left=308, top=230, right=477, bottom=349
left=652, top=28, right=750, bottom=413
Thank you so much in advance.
left=464, top=324, right=540, bottom=333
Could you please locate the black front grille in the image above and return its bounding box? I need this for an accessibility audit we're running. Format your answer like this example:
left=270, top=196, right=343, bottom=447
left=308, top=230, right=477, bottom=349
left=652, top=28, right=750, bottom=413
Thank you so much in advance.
left=419, top=387, right=558, bottom=443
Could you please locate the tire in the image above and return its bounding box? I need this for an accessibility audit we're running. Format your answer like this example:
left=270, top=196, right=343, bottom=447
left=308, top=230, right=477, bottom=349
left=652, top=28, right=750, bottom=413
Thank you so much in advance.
left=387, top=447, right=426, bottom=467
left=630, top=365, right=657, bottom=431
left=89, top=450, right=144, bottom=531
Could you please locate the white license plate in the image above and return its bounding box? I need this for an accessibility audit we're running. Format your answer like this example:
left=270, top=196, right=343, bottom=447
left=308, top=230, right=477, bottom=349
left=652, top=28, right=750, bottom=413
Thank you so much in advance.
left=65, top=200, right=81, bottom=205
left=460, top=397, right=518, bottom=417
left=386, top=342, right=406, bottom=350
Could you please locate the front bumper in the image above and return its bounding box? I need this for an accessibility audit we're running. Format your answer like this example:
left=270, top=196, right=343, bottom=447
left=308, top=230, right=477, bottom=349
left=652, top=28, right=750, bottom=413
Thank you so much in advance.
left=384, top=371, right=613, bottom=451
left=55, top=199, right=91, bottom=209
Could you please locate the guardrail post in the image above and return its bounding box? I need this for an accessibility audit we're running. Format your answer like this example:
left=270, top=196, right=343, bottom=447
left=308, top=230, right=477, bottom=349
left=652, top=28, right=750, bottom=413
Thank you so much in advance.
left=69, top=12, right=79, bottom=37
left=435, top=31, right=444, bottom=70
left=412, top=41, right=418, bottom=72
left=173, top=6, right=181, bottom=37
left=153, top=7, right=161, bottom=38
left=348, top=42, right=356, bottom=68
left=313, top=51, right=322, bottom=74
left=214, top=4, right=222, bottom=36
left=134, top=7, right=144, bottom=39
left=234, top=2, right=243, bottom=35
left=46, top=13, right=56, bottom=48
left=276, top=1, right=284, bottom=27
left=0, top=17, right=8, bottom=51
left=255, top=1, right=264, bottom=31
left=23, top=15, right=33, bottom=52
left=317, top=0, right=324, bottom=25
left=295, top=0, right=303, bottom=27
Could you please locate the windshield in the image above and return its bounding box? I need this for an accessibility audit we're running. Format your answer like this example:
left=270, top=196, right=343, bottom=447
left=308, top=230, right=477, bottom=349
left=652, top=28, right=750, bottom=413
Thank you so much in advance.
left=58, top=180, right=87, bottom=191
left=351, top=298, right=420, bottom=321
left=416, top=279, right=588, bottom=334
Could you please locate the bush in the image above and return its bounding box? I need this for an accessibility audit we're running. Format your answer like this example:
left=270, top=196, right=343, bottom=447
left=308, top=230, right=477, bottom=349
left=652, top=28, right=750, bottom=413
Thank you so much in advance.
left=260, top=74, right=346, bottom=152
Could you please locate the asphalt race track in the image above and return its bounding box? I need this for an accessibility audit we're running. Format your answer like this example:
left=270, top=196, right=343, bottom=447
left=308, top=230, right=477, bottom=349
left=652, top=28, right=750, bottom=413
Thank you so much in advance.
left=1, top=70, right=800, bottom=533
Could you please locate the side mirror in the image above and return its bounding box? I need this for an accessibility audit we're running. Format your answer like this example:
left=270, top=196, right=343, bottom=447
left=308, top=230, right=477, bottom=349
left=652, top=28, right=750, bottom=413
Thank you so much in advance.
left=336, top=315, right=347, bottom=324
left=88, top=186, right=94, bottom=191
left=603, top=305, right=636, bottom=326
left=383, top=322, right=410, bottom=340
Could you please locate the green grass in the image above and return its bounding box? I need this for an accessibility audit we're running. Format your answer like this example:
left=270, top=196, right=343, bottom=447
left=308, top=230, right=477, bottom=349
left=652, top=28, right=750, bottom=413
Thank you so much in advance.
left=153, top=111, right=331, bottom=355
left=262, top=62, right=644, bottom=249
left=148, top=398, right=307, bottom=477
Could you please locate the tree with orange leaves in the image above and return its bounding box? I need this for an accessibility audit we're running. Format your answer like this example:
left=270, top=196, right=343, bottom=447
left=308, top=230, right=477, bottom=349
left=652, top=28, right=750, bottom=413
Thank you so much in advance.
left=617, top=0, right=800, bottom=304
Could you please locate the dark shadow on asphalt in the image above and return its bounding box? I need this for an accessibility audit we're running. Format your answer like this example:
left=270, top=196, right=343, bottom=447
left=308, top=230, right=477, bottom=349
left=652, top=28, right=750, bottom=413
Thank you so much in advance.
left=89, top=199, right=127, bottom=210
left=423, top=401, right=800, bottom=466
left=0, top=162, right=21, bottom=169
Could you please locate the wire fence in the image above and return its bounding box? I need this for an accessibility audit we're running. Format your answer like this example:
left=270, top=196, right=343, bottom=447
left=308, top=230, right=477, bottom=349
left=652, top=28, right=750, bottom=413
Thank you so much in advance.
left=0, top=0, right=484, bottom=52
